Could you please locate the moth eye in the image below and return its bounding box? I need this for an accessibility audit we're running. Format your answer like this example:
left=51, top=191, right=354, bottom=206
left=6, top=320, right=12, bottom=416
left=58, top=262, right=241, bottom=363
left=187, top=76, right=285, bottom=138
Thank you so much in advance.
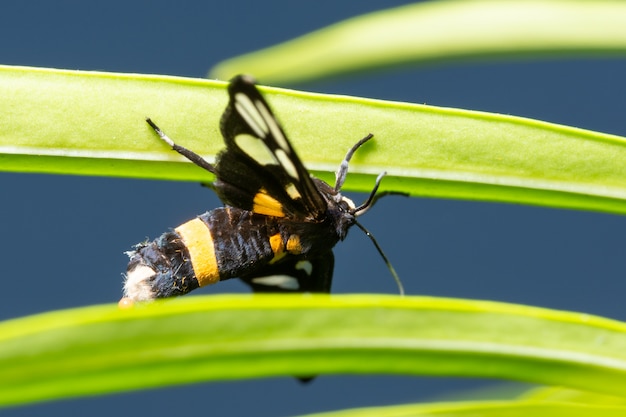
left=340, top=196, right=356, bottom=211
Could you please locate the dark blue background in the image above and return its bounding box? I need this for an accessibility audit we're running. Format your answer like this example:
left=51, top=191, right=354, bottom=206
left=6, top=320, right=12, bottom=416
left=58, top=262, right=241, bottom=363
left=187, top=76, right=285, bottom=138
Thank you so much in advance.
left=2, top=1, right=626, bottom=416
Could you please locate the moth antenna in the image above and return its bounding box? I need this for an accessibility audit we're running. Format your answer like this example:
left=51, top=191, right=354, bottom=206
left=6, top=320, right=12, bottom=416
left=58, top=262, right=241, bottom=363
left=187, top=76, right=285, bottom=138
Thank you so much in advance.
left=334, top=133, right=374, bottom=192
left=146, top=118, right=217, bottom=175
left=352, top=170, right=406, bottom=294
left=354, top=221, right=405, bottom=296
left=354, top=171, right=385, bottom=215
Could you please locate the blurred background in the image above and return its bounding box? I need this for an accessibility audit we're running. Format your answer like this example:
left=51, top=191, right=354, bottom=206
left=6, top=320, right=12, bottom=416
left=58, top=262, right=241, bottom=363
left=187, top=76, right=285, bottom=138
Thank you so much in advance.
left=2, top=1, right=626, bottom=416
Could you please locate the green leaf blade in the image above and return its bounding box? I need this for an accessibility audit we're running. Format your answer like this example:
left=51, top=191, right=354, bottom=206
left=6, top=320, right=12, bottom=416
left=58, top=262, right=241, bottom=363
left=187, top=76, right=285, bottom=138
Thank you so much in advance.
left=3, top=295, right=626, bottom=407
left=3, top=65, right=626, bottom=215
left=0, top=65, right=228, bottom=181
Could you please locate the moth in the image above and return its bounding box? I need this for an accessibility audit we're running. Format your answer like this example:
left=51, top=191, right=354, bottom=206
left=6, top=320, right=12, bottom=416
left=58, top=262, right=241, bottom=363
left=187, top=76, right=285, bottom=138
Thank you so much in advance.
left=122, top=75, right=401, bottom=304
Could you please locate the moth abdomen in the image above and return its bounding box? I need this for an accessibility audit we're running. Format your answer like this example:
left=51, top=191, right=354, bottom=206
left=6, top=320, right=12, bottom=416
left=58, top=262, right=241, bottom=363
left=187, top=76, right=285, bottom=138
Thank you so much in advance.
left=123, top=207, right=282, bottom=302
left=124, top=231, right=197, bottom=301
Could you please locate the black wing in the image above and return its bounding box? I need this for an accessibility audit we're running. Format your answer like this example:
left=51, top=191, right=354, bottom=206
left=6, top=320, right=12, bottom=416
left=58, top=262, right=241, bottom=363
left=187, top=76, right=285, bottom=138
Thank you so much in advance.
left=214, top=75, right=328, bottom=221
left=240, top=252, right=334, bottom=294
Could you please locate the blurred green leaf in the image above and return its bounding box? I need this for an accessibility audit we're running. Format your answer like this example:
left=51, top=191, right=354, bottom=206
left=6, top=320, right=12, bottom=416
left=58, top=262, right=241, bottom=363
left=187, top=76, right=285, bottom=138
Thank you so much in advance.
left=521, top=386, right=626, bottom=406
left=210, top=0, right=626, bottom=84
left=298, top=400, right=626, bottom=417
left=3, top=295, right=626, bottom=407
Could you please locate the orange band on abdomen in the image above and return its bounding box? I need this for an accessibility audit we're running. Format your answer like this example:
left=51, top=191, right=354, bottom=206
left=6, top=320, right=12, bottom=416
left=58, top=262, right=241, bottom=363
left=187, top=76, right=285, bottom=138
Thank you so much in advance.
left=175, top=218, right=219, bottom=286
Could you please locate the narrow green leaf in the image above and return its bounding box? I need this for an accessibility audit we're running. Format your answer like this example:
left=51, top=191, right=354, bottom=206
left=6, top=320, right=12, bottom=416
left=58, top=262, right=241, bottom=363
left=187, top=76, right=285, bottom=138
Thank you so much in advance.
left=0, top=65, right=228, bottom=181
left=210, top=0, right=626, bottom=84
left=298, top=400, right=626, bottom=417
left=3, top=295, right=626, bottom=407
left=521, top=386, right=626, bottom=406
left=2, top=65, right=626, bottom=214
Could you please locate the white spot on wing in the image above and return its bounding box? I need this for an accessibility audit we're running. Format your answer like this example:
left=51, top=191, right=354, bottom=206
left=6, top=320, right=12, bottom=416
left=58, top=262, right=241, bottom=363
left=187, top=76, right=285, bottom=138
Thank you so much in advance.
left=275, top=148, right=299, bottom=180
left=285, top=183, right=302, bottom=200
left=252, top=275, right=300, bottom=290
left=295, top=260, right=313, bottom=276
left=124, top=265, right=157, bottom=301
left=256, top=100, right=289, bottom=150
left=235, top=92, right=268, bottom=137
left=235, top=134, right=279, bottom=166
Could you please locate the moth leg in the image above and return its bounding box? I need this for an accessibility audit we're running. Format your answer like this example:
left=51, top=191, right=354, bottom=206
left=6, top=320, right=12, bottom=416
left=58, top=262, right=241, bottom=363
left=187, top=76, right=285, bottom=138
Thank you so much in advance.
left=146, top=118, right=217, bottom=175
